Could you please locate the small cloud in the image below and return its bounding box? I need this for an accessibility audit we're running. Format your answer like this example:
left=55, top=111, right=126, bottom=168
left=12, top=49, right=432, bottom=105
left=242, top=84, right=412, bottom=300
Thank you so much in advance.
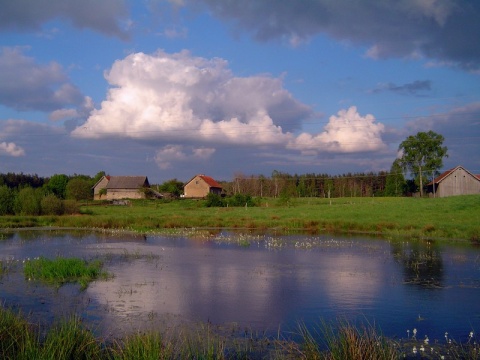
left=192, top=147, right=215, bottom=159
left=49, top=108, right=79, bottom=121
left=0, top=141, right=25, bottom=157
left=159, top=27, right=188, bottom=39
left=35, top=26, right=60, bottom=39
left=372, top=80, right=432, bottom=96
left=154, top=144, right=215, bottom=169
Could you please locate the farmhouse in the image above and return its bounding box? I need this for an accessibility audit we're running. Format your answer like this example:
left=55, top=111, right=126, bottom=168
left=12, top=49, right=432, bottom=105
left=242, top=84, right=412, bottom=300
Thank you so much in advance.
left=183, top=174, right=222, bottom=198
left=93, top=176, right=151, bottom=200
left=427, top=166, right=480, bottom=197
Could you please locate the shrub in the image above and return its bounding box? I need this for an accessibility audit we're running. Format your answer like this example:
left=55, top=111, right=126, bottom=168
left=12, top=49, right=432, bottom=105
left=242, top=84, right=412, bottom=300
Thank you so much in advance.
left=41, top=194, right=64, bottom=215
left=225, top=193, right=257, bottom=207
left=14, top=187, right=41, bottom=215
left=63, top=200, right=80, bottom=215
left=205, top=193, right=224, bottom=207
left=0, top=185, right=15, bottom=215
left=66, top=178, right=93, bottom=201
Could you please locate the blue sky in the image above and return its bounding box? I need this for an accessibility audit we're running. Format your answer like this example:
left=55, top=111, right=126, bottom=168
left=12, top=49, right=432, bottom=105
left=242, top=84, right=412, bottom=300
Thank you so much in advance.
left=1, top=0, right=479, bottom=183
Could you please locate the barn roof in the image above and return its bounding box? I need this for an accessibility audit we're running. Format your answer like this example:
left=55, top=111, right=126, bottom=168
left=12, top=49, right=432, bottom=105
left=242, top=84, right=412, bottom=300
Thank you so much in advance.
left=106, top=176, right=149, bottom=189
left=428, top=166, right=480, bottom=185
left=199, top=175, right=222, bottom=189
left=185, top=174, right=222, bottom=189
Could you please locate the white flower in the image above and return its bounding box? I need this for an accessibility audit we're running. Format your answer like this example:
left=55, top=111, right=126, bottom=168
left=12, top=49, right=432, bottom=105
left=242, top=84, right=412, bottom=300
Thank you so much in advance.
left=413, top=346, right=417, bottom=354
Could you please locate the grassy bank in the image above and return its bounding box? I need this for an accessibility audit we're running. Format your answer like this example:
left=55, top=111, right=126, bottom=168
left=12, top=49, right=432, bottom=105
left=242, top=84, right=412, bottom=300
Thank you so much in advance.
left=1, top=307, right=478, bottom=359
left=1, top=195, right=479, bottom=241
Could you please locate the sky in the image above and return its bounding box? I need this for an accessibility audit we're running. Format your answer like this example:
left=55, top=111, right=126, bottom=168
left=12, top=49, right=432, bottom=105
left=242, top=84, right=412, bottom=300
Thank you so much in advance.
left=0, top=0, right=479, bottom=183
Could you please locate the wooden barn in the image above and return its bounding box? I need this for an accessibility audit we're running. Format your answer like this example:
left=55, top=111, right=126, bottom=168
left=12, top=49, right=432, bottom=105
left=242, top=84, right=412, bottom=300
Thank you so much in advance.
left=183, top=174, right=222, bottom=198
left=93, top=176, right=150, bottom=200
left=427, top=166, right=480, bottom=197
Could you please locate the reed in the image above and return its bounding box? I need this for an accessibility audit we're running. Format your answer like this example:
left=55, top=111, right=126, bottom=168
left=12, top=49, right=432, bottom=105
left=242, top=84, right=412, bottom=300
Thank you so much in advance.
left=23, top=256, right=109, bottom=289
left=1, top=307, right=478, bottom=359
left=0, top=307, right=36, bottom=359
left=40, top=316, right=103, bottom=359
left=110, top=332, right=173, bottom=360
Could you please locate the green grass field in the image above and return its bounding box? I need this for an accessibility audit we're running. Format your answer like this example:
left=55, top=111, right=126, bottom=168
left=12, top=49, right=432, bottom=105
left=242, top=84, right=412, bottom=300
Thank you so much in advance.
left=1, top=195, right=479, bottom=242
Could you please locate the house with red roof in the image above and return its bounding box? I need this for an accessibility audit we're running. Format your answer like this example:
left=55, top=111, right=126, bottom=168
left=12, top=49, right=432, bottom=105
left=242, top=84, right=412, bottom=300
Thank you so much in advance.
left=183, top=174, right=223, bottom=198
left=427, top=166, right=480, bottom=197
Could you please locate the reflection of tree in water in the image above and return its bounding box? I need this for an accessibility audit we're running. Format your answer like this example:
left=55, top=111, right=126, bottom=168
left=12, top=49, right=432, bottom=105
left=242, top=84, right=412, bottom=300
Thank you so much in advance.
left=392, top=242, right=444, bottom=289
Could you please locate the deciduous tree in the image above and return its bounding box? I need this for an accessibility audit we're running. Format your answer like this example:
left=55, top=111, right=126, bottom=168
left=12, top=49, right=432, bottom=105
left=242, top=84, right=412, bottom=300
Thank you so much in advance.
left=46, top=174, right=69, bottom=199
left=66, top=178, right=93, bottom=200
left=398, top=131, right=448, bottom=197
left=385, top=159, right=406, bottom=196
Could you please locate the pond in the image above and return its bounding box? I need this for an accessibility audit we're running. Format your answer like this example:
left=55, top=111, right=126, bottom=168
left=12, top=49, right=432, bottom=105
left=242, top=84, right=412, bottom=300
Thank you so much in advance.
left=1, top=229, right=479, bottom=345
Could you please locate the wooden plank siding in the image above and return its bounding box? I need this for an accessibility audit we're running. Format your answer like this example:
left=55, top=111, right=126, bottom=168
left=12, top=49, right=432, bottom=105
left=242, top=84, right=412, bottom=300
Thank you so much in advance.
left=427, top=166, right=480, bottom=197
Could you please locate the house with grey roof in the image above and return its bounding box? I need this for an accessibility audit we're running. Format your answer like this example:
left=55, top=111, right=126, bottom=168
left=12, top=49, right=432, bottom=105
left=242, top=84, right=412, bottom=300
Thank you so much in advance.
left=92, top=176, right=151, bottom=200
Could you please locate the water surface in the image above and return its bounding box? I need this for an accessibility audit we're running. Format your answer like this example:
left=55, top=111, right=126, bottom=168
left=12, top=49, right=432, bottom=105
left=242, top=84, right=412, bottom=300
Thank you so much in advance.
left=1, top=230, right=479, bottom=343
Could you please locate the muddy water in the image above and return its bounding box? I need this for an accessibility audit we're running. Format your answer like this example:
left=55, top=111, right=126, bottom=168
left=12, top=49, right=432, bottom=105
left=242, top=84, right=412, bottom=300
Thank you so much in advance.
left=1, top=230, right=479, bottom=342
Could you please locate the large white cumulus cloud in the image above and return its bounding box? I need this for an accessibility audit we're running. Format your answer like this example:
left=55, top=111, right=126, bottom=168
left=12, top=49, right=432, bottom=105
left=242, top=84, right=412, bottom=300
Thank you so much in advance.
left=72, top=50, right=311, bottom=145
left=72, top=50, right=387, bottom=163
left=288, top=107, right=386, bottom=154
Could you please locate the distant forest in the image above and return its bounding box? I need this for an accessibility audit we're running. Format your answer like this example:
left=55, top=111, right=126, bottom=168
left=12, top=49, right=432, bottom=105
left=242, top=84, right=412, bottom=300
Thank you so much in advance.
left=0, top=169, right=414, bottom=198
left=221, top=170, right=414, bottom=198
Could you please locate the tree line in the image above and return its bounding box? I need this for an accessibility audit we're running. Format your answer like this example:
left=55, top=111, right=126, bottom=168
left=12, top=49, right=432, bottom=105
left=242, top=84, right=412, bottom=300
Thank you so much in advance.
left=0, top=172, right=105, bottom=216
left=219, top=130, right=448, bottom=199
left=0, top=131, right=449, bottom=210
left=220, top=169, right=412, bottom=199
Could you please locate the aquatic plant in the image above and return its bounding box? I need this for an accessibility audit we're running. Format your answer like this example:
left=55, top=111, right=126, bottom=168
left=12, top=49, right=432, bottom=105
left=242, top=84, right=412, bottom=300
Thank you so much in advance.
left=0, top=257, right=17, bottom=277
left=23, top=256, right=109, bottom=289
left=111, top=332, right=173, bottom=359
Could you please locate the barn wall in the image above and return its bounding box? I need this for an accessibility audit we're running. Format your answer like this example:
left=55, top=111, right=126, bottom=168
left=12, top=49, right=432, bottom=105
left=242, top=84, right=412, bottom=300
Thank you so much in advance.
left=438, top=168, right=480, bottom=197
left=93, top=177, right=109, bottom=200
left=106, top=189, right=145, bottom=200
left=184, top=176, right=211, bottom=198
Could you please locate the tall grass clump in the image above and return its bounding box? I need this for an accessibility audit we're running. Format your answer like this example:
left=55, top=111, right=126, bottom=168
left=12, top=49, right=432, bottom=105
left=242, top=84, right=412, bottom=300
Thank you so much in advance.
left=23, top=256, right=108, bottom=289
left=293, top=321, right=399, bottom=360
left=0, top=308, right=102, bottom=359
left=111, top=332, right=173, bottom=360
left=0, top=307, right=37, bottom=359
left=41, top=316, right=102, bottom=359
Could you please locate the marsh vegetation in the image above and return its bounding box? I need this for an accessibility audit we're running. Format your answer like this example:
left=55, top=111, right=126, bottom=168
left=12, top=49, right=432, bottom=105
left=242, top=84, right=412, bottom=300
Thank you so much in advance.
left=1, top=306, right=478, bottom=359
left=23, top=256, right=110, bottom=289
left=2, top=195, right=478, bottom=241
